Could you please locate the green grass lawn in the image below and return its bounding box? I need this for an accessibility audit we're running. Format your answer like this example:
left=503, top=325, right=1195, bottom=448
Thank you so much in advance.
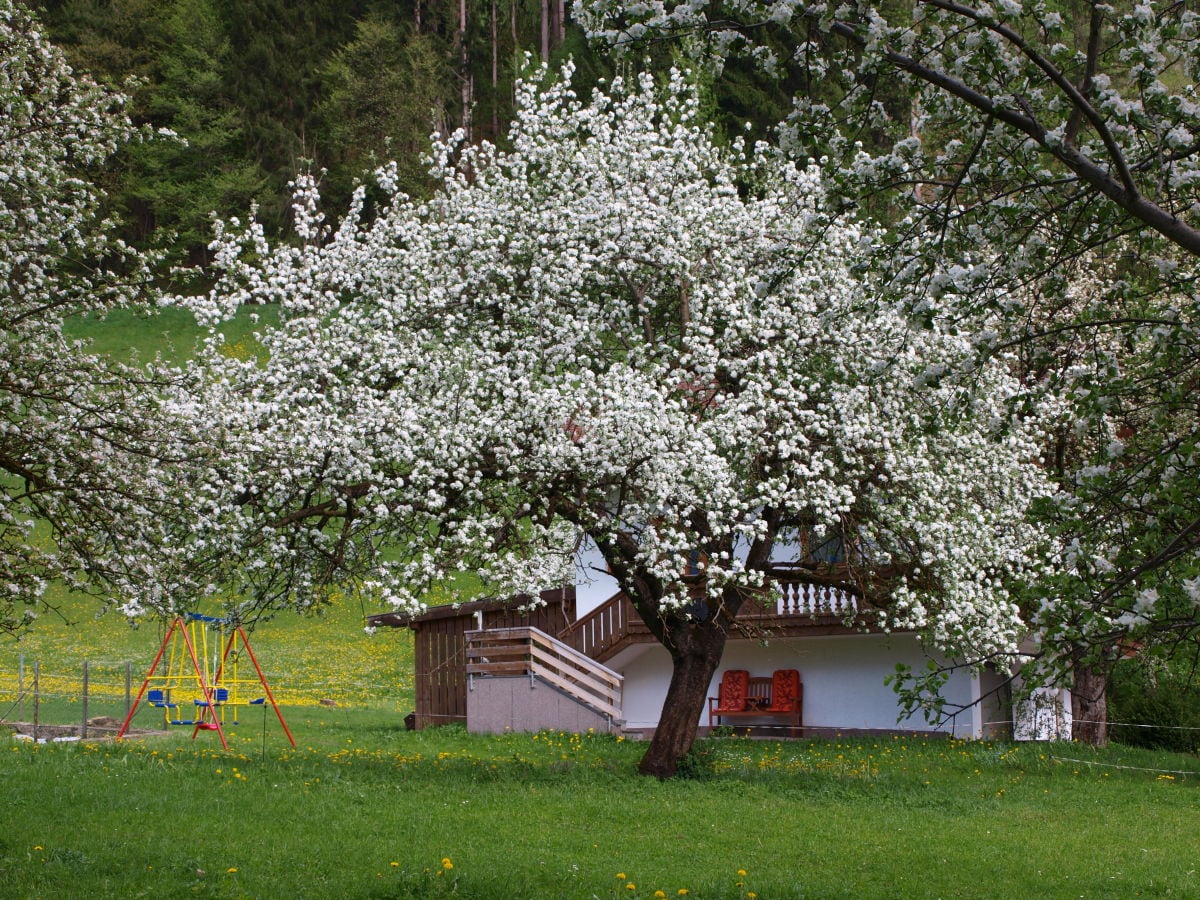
left=2, top=723, right=1198, bottom=899
left=5, top=584, right=1198, bottom=898
left=61, top=304, right=280, bottom=365
left=3, top=306, right=1193, bottom=899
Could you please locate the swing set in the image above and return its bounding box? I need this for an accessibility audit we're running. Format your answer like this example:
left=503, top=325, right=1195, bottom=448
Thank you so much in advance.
left=117, top=613, right=295, bottom=750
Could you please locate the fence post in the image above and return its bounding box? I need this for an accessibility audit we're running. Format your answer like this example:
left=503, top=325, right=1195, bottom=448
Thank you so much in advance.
left=17, top=655, right=24, bottom=722
left=125, top=662, right=132, bottom=719
left=81, top=661, right=89, bottom=739
left=32, top=660, right=39, bottom=742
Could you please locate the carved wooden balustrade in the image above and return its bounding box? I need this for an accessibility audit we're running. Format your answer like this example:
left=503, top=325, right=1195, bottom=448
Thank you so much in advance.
left=562, top=574, right=865, bottom=664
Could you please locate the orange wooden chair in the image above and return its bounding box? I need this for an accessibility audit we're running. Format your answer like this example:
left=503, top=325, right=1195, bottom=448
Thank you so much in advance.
left=708, top=669, right=750, bottom=727
left=763, top=668, right=803, bottom=736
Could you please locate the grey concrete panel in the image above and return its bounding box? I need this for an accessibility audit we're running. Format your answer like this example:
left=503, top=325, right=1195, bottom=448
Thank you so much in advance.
left=467, top=675, right=614, bottom=735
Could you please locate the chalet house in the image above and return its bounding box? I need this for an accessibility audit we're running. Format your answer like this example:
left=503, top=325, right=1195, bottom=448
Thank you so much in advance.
left=368, top=545, right=1072, bottom=740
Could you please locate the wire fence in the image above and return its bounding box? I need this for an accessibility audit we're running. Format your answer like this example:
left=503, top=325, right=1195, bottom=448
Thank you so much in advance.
left=0, top=653, right=412, bottom=742
left=1047, top=755, right=1199, bottom=776
left=0, top=657, right=136, bottom=741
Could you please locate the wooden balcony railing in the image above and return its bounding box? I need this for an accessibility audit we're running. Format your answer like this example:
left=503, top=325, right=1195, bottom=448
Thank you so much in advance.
left=562, top=577, right=862, bottom=663
left=560, top=593, right=651, bottom=661
left=465, top=626, right=623, bottom=721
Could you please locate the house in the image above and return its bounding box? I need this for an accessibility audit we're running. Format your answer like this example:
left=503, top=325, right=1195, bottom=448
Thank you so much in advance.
left=367, top=543, right=1059, bottom=740
left=367, top=587, right=577, bottom=729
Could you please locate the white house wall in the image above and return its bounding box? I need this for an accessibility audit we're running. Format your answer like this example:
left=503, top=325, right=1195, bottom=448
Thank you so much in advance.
left=617, top=632, right=981, bottom=738
left=575, top=538, right=619, bottom=617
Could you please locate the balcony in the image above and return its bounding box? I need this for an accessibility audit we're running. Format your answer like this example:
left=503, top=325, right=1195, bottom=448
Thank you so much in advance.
left=562, top=575, right=867, bottom=664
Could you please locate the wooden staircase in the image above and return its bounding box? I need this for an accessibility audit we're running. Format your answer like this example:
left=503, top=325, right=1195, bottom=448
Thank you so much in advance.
left=559, top=593, right=651, bottom=664
left=465, top=626, right=623, bottom=723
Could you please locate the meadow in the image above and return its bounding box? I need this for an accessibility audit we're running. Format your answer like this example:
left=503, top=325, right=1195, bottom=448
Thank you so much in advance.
left=3, top=587, right=1199, bottom=899
left=3, top=714, right=1199, bottom=898
left=2, top=309, right=1198, bottom=899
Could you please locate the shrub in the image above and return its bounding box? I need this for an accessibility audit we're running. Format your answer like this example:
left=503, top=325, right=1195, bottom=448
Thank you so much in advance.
left=1108, top=658, right=1200, bottom=753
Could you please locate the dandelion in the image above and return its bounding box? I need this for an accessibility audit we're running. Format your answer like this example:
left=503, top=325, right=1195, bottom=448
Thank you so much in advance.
left=678, top=891, right=690, bottom=897
left=655, top=892, right=667, bottom=898
left=738, top=869, right=748, bottom=876
left=617, top=873, right=627, bottom=880
left=390, top=862, right=399, bottom=868
left=226, top=867, right=238, bottom=874
left=442, top=858, right=454, bottom=870
left=626, top=884, right=637, bottom=891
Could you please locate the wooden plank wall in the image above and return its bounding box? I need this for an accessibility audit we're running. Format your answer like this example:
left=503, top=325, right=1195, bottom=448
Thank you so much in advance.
left=412, top=589, right=575, bottom=728
left=414, top=616, right=469, bottom=728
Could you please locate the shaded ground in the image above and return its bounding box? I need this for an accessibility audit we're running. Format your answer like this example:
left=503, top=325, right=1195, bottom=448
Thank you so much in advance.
left=3, top=717, right=165, bottom=741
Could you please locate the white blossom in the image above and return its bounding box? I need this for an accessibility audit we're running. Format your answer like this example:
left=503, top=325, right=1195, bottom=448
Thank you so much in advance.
left=176, top=64, right=1049, bottom=659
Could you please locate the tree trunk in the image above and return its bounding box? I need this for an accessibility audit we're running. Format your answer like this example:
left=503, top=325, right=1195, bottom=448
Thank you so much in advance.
left=1071, top=659, right=1108, bottom=746
left=636, top=617, right=730, bottom=779
left=490, top=0, right=499, bottom=140
left=458, top=0, right=473, bottom=138
left=591, top=518, right=776, bottom=779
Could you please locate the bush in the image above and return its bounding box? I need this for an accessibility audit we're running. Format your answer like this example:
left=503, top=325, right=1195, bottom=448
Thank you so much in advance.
left=1108, top=658, right=1200, bottom=753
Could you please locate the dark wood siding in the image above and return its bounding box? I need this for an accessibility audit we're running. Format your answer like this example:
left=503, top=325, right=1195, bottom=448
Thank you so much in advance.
left=406, top=588, right=575, bottom=728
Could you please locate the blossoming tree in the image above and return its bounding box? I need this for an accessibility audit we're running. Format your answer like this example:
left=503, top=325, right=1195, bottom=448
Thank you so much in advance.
left=181, top=65, right=1047, bottom=776
left=576, top=0, right=1200, bottom=743
left=0, top=1, right=200, bottom=634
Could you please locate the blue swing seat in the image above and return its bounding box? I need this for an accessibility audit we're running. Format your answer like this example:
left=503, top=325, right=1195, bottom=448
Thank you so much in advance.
left=193, top=688, right=230, bottom=708
left=147, top=688, right=176, bottom=709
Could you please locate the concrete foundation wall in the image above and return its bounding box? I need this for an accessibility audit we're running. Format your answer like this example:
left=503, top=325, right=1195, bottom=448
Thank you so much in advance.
left=467, top=674, right=617, bottom=735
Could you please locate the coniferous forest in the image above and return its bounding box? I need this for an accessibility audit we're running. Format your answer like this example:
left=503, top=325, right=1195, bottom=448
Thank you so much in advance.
left=34, top=1, right=797, bottom=264
left=33, top=1, right=584, bottom=260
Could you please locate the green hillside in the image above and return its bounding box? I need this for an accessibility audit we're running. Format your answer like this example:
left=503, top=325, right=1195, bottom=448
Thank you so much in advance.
left=3, top=304, right=415, bottom=725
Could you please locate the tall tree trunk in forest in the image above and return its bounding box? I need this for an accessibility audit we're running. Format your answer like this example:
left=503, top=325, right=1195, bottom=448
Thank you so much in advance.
left=490, top=0, right=498, bottom=139
left=1071, top=657, right=1109, bottom=746
left=556, top=0, right=565, bottom=44
left=540, top=0, right=550, bottom=61
left=414, top=0, right=422, bottom=33
left=458, top=0, right=472, bottom=137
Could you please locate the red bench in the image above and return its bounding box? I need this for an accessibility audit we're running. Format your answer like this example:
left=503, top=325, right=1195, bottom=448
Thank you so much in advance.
left=708, top=669, right=803, bottom=736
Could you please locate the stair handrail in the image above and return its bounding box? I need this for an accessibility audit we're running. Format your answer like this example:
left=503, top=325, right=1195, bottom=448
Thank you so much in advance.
left=466, top=626, right=623, bottom=720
